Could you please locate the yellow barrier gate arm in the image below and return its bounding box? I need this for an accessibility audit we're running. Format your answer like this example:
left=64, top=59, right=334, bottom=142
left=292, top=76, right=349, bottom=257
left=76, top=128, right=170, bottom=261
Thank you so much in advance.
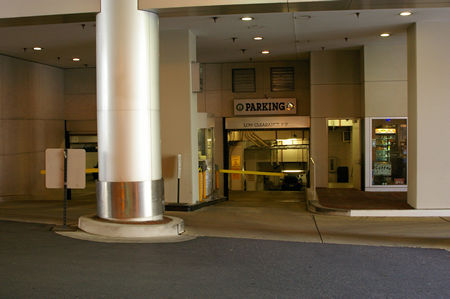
left=41, top=168, right=285, bottom=177
left=219, top=169, right=285, bottom=177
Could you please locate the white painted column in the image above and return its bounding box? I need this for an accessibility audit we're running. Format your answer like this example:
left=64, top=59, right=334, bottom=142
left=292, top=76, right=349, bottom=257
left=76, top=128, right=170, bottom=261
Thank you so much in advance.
left=407, top=22, right=450, bottom=209
left=96, top=0, right=163, bottom=221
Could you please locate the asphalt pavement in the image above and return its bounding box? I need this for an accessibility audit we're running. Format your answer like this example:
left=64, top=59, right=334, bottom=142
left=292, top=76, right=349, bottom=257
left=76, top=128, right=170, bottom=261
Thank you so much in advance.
left=1, top=220, right=449, bottom=298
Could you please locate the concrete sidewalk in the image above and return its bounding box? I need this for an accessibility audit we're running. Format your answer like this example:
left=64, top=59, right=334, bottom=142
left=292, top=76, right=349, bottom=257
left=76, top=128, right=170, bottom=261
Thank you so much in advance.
left=0, top=190, right=449, bottom=250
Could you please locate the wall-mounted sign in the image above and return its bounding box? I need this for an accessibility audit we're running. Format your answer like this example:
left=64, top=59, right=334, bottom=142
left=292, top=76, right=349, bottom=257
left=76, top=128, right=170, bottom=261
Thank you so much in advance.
left=234, top=98, right=297, bottom=115
left=225, top=116, right=310, bottom=130
left=375, top=128, right=396, bottom=134
left=230, top=155, right=241, bottom=180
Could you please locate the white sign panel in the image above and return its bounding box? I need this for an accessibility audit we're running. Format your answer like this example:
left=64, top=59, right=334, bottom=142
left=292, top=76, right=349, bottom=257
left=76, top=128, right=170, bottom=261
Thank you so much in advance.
left=45, top=149, right=86, bottom=189
left=225, top=116, right=310, bottom=130
left=234, top=98, right=297, bottom=115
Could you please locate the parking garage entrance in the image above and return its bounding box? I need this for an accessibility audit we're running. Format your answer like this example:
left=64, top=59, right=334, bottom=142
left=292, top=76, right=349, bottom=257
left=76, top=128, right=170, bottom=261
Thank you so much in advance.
left=224, top=116, right=310, bottom=194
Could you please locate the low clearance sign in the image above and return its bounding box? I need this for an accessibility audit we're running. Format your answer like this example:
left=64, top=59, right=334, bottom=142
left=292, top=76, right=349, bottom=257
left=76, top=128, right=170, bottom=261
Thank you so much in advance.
left=234, top=98, right=297, bottom=115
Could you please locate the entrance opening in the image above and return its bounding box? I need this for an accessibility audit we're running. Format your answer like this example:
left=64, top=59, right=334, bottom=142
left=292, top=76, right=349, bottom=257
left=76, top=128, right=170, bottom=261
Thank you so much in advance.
left=327, top=119, right=361, bottom=189
left=226, top=129, right=309, bottom=192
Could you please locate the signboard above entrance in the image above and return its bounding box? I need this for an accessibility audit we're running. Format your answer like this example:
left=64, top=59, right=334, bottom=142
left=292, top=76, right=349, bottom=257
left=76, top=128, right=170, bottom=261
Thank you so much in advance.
left=234, top=98, right=297, bottom=115
left=225, top=116, right=310, bottom=130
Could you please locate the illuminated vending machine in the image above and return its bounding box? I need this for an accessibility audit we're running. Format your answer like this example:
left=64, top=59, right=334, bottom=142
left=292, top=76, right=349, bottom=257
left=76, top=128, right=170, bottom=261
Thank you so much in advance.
left=365, top=117, right=407, bottom=191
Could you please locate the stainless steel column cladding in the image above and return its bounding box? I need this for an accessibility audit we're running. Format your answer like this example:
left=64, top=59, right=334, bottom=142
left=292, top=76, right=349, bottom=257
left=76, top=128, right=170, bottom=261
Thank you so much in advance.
left=96, top=0, right=163, bottom=221
left=97, top=180, right=164, bottom=222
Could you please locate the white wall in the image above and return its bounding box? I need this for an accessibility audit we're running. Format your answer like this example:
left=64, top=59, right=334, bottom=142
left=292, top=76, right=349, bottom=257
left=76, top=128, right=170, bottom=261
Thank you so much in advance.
left=0, top=55, right=64, bottom=198
left=407, top=22, right=450, bottom=209
left=364, top=35, right=408, bottom=117
left=160, top=30, right=199, bottom=204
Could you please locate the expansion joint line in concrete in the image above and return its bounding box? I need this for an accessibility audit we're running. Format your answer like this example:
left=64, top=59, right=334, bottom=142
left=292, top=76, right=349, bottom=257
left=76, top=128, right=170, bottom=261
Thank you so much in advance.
left=312, top=215, right=324, bottom=244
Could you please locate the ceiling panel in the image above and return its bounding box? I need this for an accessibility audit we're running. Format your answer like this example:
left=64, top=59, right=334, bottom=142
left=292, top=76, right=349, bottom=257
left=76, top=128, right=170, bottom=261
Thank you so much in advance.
left=0, top=6, right=449, bottom=67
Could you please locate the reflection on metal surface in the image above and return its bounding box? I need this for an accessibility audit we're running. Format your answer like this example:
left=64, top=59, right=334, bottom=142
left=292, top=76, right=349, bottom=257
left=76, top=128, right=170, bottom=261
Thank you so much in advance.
left=97, top=180, right=164, bottom=222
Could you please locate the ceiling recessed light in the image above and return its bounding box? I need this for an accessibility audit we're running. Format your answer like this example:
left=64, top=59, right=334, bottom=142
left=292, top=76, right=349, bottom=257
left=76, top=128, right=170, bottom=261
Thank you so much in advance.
left=399, top=11, right=412, bottom=16
left=240, top=16, right=254, bottom=21
left=33, top=47, right=42, bottom=51
left=261, top=50, right=270, bottom=54
left=72, top=57, right=81, bottom=62
left=253, top=36, right=264, bottom=41
left=380, top=33, right=391, bottom=37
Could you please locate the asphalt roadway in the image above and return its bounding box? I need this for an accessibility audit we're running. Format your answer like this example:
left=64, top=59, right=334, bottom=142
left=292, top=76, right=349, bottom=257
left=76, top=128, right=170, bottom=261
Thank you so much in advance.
left=1, top=220, right=449, bottom=299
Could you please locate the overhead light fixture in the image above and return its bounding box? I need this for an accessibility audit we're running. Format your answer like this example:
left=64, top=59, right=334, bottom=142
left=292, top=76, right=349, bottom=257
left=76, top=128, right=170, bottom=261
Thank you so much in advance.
left=282, top=170, right=305, bottom=173
left=380, top=33, right=391, bottom=37
left=72, top=57, right=81, bottom=62
left=261, top=50, right=270, bottom=54
left=240, top=16, right=253, bottom=21
left=253, top=36, right=263, bottom=41
left=33, top=47, right=42, bottom=51
left=399, top=11, right=412, bottom=16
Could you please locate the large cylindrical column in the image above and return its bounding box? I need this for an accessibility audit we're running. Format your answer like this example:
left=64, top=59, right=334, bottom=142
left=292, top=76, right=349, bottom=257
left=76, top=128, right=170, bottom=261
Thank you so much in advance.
left=96, top=0, right=163, bottom=221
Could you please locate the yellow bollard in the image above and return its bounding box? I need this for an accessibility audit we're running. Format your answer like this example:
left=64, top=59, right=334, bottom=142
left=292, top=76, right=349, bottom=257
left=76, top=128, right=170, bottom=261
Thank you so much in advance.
left=202, top=171, right=206, bottom=200
left=198, top=168, right=202, bottom=202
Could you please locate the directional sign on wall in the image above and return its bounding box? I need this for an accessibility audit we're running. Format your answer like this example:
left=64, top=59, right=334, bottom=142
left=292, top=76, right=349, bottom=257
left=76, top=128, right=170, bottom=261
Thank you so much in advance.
left=234, top=98, right=297, bottom=115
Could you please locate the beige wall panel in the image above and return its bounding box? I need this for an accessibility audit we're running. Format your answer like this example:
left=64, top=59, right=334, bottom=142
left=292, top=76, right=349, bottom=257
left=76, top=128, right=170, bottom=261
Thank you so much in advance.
left=1, top=58, right=34, bottom=119
left=0, top=154, right=29, bottom=195
left=364, top=37, right=407, bottom=82
left=2, top=120, right=33, bottom=155
left=29, top=152, right=64, bottom=197
left=35, top=65, right=64, bottom=119
left=204, top=91, right=223, bottom=116
left=0, top=121, right=3, bottom=155
left=0, top=56, right=2, bottom=112
left=66, top=120, right=97, bottom=134
left=141, top=0, right=283, bottom=10
left=0, top=55, right=64, bottom=198
left=297, top=87, right=311, bottom=116
left=408, top=21, right=450, bottom=209
left=311, top=50, right=361, bottom=85
left=311, top=84, right=362, bottom=118
left=64, top=68, right=97, bottom=95
left=197, top=92, right=206, bottom=112
left=310, top=117, right=328, bottom=188
left=351, top=121, right=361, bottom=190
left=407, top=24, right=418, bottom=208
left=160, top=30, right=198, bottom=204
left=34, top=120, right=64, bottom=151
left=364, top=81, right=407, bottom=117
left=221, top=91, right=235, bottom=117
left=204, top=64, right=222, bottom=91
left=64, top=94, right=97, bottom=120
left=0, top=0, right=100, bottom=18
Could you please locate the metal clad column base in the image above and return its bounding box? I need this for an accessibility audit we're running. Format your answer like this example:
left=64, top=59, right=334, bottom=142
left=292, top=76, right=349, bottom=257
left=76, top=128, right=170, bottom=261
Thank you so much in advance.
left=97, top=180, right=164, bottom=222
